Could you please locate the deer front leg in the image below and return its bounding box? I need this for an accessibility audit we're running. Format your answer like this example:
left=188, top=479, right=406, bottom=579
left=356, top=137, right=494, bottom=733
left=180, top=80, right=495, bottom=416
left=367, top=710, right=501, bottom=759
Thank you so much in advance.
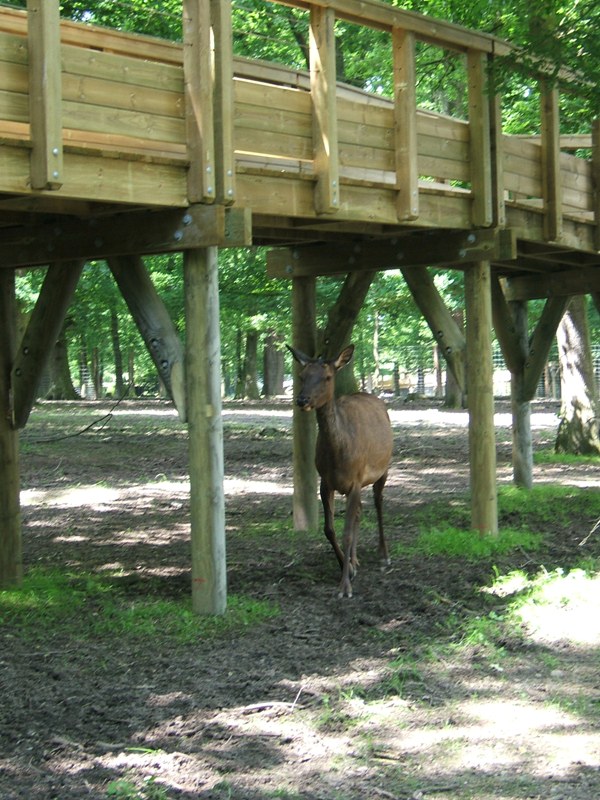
left=338, top=487, right=362, bottom=598
left=320, top=480, right=344, bottom=570
left=373, top=471, right=390, bottom=568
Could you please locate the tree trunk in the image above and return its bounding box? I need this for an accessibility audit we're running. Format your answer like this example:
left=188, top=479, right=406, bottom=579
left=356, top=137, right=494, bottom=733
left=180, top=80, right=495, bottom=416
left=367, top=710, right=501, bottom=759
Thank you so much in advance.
left=555, top=296, right=600, bottom=454
left=241, top=329, right=260, bottom=400
left=234, top=329, right=244, bottom=398
left=91, top=347, right=103, bottom=399
left=110, top=307, right=126, bottom=398
left=263, top=331, right=284, bottom=396
left=45, top=321, right=79, bottom=400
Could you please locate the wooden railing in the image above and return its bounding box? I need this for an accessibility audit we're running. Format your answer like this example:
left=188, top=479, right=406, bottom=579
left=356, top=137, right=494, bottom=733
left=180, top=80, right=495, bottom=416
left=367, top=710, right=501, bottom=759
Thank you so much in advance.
left=0, top=0, right=596, bottom=249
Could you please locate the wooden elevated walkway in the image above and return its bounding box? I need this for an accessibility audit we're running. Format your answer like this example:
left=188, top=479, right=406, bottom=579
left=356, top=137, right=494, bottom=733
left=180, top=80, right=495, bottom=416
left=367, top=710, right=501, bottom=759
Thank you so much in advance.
left=0, top=0, right=599, bottom=613
left=0, top=1, right=597, bottom=284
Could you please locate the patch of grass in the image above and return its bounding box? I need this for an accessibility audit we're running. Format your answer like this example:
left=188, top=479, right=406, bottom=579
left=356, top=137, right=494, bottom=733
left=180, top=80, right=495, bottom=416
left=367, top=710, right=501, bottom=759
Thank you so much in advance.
left=106, top=776, right=170, bottom=799
left=394, top=526, right=542, bottom=562
left=498, top=484, right=600, bottom=528
left=457, top=559, right=600, bottom=656
left=0, top=568, right=279, bottom=643
left=534, top=448, right=600, bottom=466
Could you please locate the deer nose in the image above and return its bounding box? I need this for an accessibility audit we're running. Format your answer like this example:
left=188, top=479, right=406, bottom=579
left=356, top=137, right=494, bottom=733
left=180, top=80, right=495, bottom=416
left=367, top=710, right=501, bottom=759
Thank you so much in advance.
left=296, top=394, right=310, bottom=409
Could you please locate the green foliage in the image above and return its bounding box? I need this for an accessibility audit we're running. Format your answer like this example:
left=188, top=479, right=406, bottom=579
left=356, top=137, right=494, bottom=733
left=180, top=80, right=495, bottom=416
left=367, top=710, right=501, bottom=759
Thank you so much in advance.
left=106, top=776, right=170, bottom=800
left=0, top=569, right=279, bottom=643
left=399, top=526, right=542, bottom=561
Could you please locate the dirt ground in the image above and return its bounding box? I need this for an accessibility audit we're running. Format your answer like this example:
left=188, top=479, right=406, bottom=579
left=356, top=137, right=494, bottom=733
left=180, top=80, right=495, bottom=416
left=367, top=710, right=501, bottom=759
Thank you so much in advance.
left=1, top=398, right=599, bottom=800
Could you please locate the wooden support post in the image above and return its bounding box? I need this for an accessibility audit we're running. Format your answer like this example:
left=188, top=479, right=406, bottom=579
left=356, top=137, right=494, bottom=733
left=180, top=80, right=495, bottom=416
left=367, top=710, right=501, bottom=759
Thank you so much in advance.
left=27, top=0, right=63, bottom=190
left=467, top=50, right=493, bottom=227
left=592, top=119, right=600, bottom=251
left=183, top=0, right=215, bottom=203
left=211, top=0, right=235, bottom=204
left=108, top=256, right=186, bottom=421
left=465, top=261, right=497, bottom=534
left=291, top=277, right=318, bottom=532
left=509, top=301, right=533, bottom=489
left=0, top=270, right=22, bottom=588
left=491, top=277, right=531, bottom=488
left=310, top=5, right=340, bottom=214
left=12, top=260, right=85, bottom=429
left=320, top=271, right=376, bottom=358
left=184, top=246, right=227, bottom=615
left=540, top=80, right=563, bottom=242
left=393, top=27, right=419, bottom=221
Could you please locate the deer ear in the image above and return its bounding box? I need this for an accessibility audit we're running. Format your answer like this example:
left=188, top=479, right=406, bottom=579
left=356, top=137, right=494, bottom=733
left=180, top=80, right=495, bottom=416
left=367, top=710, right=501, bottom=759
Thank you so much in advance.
left=334, top=344, right=355, bottom=370
left=286, top=344, right=312, bottom=366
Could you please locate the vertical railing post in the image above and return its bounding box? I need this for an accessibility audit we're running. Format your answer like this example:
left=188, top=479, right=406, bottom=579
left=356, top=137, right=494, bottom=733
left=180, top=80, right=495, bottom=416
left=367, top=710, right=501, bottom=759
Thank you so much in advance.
left=211, top=0, right=235, bottom=204
left=467, top=49, right=493, bottom=227
left=27, top=0, right=63, bottom=190
left=183, top=0, right=215, bottom=203
left=540, top=79, right=562, bottom=242
left=310, top=5, right=340, bottom=214
left=488, top=55, right=506, bottom=228
left=393, top=27, right=418, bottom=221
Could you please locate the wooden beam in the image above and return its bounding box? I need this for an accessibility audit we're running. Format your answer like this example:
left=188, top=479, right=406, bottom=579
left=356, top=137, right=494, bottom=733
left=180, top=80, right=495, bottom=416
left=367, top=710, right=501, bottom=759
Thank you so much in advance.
left=392, top=28, right=418, bottom=221
left=184, top=246, right=227, bottom=615
left=491, top=275, right=523, bottom=374
left=540, top=80, right=563, bottom=242
left=320, top=271, right=376, bottom=358
left=12, top=260, right=85, bottom=429
left=212, top=0, right=235, bottom=204
left=310, top=5, right=340, bottom=214
left=267, top=228, right=516, bottom=278
left=291, top=277, right=318, bottom=532
left=467, top=50, right=493, bottom=227
left=464, top=261, right=497, bottom=534
left=183, top=0, right=215, bottom=203
left=107, top=256, right=186, bottom=421
left=402, top=266, right=466, bottom=392
left=0, top=206, right=252, bottom=269
left=523, top=295, right=569, bottom=400
left=27, top=0, right=63, bottom=190
left=503, top=266, right=600, bottom=301
left=0, top=269, right=22, bottom=587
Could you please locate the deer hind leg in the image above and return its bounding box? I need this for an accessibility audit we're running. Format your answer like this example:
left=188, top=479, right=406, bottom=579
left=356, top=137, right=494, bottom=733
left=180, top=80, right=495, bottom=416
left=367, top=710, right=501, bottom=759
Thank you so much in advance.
left=373, top=471, right=390, bottom=568
left=320, top=480, right=344, bottom=570
left=338, top=487, right=362, bottom=599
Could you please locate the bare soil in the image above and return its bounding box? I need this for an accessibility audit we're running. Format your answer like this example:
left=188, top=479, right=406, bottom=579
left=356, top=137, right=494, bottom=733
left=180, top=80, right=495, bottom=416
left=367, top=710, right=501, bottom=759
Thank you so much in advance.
left=1, top=398, right=599, bottom=800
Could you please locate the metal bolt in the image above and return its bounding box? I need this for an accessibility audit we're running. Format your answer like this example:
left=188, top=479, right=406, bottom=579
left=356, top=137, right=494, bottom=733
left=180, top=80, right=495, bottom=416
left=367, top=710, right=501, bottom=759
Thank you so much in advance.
left=52, top=147, right=59, bottom=156
left=467, top=233, right=476, bottom=244
left=182, top=214, right=192, bottom=225
left=174, top=230, right=183, bottom=241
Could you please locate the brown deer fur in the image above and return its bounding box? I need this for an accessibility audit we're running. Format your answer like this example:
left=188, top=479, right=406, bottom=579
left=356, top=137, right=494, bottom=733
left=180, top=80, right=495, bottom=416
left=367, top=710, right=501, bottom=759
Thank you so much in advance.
left=288, top=344, right=393, bottom=597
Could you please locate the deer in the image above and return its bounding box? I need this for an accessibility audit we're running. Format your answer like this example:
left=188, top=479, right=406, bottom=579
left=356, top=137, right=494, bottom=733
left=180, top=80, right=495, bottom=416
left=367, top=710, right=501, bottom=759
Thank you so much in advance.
left=287, top=343, right=394, bottom=598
